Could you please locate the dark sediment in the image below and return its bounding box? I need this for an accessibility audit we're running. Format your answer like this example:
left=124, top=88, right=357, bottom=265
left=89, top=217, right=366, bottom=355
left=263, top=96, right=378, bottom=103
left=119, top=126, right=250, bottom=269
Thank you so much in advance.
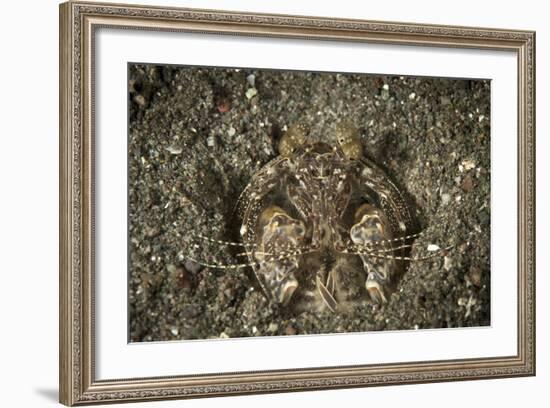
left=128, top=64, right=490, bottom=342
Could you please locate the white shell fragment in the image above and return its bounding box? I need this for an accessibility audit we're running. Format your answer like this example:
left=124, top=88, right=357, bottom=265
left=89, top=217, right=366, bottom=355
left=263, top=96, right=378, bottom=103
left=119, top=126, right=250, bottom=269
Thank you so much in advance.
left=460, top=159, right=476, bottom=172
left=165, top=145, right=182, bottom=155
left=245, top=87, right=258, bottom=99
left=246, top=74, right=255, bottom=87
left=444, top=256, right=453, bottom=271
left=427, top=244, right=440, bottom=252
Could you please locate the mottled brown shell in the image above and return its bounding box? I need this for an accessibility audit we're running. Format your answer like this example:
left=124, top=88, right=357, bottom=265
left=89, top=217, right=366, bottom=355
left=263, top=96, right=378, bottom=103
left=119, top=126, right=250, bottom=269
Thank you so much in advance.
left=238, top=122, right=419, bottom=312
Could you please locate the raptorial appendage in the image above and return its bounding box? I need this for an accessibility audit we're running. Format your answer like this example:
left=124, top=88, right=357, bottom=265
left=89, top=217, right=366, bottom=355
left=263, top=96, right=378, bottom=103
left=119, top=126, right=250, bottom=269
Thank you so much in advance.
left=253, top=206, right=306, bottom=305
left=350, top=204, right=398, bottom=304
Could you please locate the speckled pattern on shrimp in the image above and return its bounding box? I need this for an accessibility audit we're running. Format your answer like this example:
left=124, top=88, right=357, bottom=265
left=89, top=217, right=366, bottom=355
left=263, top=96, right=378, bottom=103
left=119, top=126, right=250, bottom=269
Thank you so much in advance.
left=128, top=64, right=491, bottom=341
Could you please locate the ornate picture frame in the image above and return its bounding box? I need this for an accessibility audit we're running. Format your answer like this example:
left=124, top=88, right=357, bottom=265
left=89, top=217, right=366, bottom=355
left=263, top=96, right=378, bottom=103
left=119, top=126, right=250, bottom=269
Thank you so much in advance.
left=59, top=1, right=535, bottom=405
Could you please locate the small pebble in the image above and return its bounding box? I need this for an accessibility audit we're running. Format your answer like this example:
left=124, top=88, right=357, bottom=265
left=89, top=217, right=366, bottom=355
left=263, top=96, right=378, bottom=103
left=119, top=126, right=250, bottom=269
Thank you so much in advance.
left=461, top=159, right=476, bottom=171
left=144, top=226, right=160, bottom=238
left=440, top=96, right=451, bottom=105
left=461, top=174, right=474, bottom=192
left=181, top=304, right=201, bottom=319
left=169, top=265, right=192, bottom=289
left=245, top=87, right=258, bottom=100
left=133, top=94, right=146, bottom=107
left=184, top=260, right=202, bottom=274
left=443, top=256, right=453, bottom=271
left=217, top=100, right=231, bottom=113
left=128, top=79, right=137, bottom=93
left=165, top=145, right=182, bottom=155
left=246, top=74, right=255, bottom=87
left=284, top=325, right=297, bottom=336
left=469, top=266, right=482, bottom=287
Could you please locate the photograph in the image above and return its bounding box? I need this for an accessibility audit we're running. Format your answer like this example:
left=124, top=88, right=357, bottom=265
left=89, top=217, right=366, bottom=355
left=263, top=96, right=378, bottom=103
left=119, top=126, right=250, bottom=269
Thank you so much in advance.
left=128, top=64, right=491, bottom=342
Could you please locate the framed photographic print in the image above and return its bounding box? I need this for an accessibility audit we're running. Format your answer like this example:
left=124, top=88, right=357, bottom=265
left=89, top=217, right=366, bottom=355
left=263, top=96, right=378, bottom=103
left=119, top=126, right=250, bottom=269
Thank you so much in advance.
left=59, top=1, right=536, bottom=405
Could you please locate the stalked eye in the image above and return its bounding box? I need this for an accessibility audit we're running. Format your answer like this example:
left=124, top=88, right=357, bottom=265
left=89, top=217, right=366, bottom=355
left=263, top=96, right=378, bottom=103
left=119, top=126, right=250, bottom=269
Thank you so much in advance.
left=278, top=122, right=310, bottom=156
left=335, top=121, right=362, bottom=160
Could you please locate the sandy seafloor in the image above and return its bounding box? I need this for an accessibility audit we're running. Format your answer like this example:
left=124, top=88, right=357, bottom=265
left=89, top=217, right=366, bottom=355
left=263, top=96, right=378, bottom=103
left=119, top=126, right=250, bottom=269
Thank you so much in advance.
left=128, top=64, right=491, bottom=342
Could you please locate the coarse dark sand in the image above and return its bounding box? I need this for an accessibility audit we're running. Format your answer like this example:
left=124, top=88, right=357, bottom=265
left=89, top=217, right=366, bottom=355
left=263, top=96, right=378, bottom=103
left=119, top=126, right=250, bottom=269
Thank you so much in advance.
left=128, top=64, right=490, bottom=342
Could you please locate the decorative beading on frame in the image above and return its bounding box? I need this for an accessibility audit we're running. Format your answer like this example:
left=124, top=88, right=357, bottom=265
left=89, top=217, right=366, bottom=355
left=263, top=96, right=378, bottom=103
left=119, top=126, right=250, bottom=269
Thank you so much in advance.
left=77, top=4, right=534, bottom=41
left=72, top=4, right=83, bottom=403
left=80, top=365, right=530, bottom=402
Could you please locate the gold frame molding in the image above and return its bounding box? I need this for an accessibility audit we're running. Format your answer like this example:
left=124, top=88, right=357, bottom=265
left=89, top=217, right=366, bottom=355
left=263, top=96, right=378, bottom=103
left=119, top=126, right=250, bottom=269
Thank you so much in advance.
left=59, top=1, right=536, bottom=405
